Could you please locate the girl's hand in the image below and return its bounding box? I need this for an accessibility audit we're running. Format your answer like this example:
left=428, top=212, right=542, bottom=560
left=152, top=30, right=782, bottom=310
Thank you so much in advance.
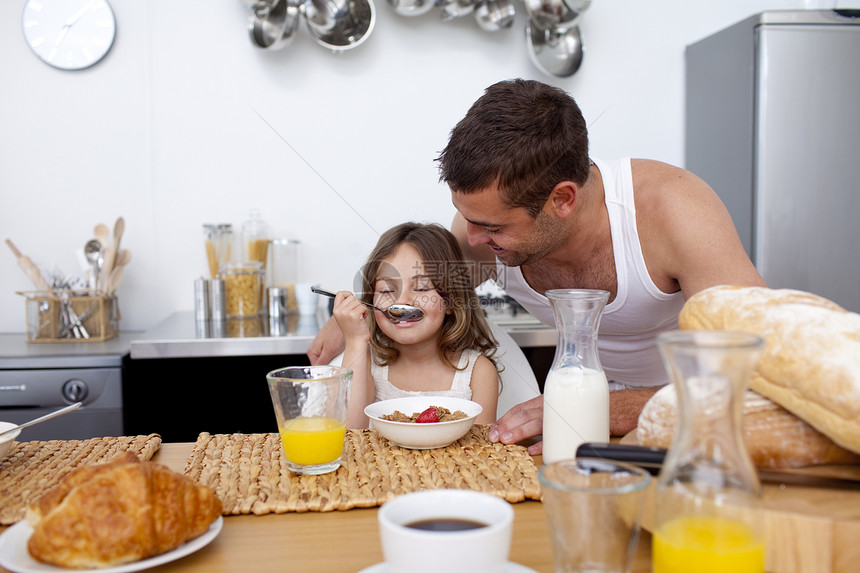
left=331, top=291, right=370, bottom=344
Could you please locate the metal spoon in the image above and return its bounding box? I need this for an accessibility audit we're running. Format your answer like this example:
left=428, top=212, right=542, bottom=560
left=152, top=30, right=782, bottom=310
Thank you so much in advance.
left=0, top=402, right=82, bottom=439
left=311, top=287, right=425, bottom=323
left=84, top=239, right=104, bottom=290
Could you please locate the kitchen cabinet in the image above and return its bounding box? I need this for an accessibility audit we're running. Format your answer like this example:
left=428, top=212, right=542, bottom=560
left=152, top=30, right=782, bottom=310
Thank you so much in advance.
left=122, top=352, right=308, bottom=442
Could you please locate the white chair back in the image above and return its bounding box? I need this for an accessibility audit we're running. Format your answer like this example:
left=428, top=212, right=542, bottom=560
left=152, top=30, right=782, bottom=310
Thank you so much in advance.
left=487, top=320, right=542, bottom=419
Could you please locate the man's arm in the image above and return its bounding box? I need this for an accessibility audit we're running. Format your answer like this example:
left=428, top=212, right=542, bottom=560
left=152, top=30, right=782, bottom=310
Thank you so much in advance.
left=633, top=159, right=766, bottom=298
left=603, top=160, right=766, bottom=435
left=609, top=387, right=660, bottom=437
left=306, top=317, right=345, bottom=365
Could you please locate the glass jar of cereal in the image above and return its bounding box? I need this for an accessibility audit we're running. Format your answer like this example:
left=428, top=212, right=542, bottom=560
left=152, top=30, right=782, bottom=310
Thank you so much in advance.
left=221, top=261, right=264, bottom=317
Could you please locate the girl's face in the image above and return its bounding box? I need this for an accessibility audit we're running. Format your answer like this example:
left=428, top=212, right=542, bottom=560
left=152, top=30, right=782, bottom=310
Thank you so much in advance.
left=373, top=243, right=449, bottom=347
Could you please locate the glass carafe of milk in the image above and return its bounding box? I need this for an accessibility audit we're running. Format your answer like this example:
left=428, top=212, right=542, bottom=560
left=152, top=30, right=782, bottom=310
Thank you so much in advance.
left=542, top=289, right=610, bottom=464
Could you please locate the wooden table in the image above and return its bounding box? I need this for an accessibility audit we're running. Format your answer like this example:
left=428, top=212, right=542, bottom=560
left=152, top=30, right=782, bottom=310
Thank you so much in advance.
left=144, top=443, right=655, bottom=573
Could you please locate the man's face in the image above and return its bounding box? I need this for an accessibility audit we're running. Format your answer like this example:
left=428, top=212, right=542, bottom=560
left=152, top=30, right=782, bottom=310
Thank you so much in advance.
left=451, top=184, right=566, bottom=267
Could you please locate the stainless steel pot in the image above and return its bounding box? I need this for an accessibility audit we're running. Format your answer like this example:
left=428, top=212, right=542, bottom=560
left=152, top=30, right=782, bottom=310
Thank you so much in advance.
left=523, top=0, right=589, bottom=32
left=387, top=0, right=435, bottom=17
left=249, top=0, right=301, bottom=49
left=305, top=0, right=376, bottom=51
left=474, top=0, right=516, bottom=31
left=525, top=22, right=584, bottom=77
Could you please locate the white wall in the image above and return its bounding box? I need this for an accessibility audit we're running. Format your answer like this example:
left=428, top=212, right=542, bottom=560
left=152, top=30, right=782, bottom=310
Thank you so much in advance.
left=0, top=0, right=824, bottom=333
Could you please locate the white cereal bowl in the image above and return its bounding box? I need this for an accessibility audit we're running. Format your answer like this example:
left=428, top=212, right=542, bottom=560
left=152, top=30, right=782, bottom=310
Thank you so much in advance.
left=365, top=396, right=482, bottom=450
left=0, top=421, right=21, bottom=460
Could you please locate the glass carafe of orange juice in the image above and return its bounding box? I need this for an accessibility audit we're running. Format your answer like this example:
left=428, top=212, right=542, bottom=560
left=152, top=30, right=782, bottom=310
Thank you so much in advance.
left=653, top=330, right=766, bottom=573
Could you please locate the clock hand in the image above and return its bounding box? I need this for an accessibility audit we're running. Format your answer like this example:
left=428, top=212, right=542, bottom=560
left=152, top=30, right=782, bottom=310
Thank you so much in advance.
left=52, top=0, right=96, bottom=48
left=63, top=0, right=97, bottom=29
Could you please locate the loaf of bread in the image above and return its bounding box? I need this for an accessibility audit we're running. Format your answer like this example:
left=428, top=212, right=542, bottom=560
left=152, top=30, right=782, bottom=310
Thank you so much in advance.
left=26, top=453, right=222, bottom=569
left=678, top=285, right=860, bottom=454
left=638, top=385, right=860, bottom=468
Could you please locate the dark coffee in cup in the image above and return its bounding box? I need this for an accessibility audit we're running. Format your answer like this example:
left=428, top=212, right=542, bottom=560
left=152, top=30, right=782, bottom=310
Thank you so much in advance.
left=405, top=518, right=487, bottom=532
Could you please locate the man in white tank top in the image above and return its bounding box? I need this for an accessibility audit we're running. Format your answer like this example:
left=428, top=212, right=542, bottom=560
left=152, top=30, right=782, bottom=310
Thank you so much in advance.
left=437, top=79, right=765, bottom=451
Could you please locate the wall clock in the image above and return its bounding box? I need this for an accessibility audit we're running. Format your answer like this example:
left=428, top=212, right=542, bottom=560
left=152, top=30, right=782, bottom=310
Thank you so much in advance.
left=22, top=0, right=117, bottom=71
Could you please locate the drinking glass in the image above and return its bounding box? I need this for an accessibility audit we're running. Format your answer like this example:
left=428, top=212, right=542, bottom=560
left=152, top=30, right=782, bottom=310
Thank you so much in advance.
left=539, top=458, right=651, bottom=573
left=266, top=365, right=352, bottom=475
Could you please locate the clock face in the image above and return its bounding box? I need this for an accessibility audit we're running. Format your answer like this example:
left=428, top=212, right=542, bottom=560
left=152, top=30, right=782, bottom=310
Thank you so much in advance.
left=22, top=0, right=117, bottom=71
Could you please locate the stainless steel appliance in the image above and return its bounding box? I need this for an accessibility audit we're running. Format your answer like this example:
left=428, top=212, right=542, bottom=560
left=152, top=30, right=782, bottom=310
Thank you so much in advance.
left=686, top=10, right=860, bottom=312
left=0, top=334, right=131, bottom=440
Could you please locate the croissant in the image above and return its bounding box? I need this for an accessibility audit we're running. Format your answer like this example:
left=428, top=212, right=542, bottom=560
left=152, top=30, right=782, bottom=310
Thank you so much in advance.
left=26, top=453, right=222, bottom=569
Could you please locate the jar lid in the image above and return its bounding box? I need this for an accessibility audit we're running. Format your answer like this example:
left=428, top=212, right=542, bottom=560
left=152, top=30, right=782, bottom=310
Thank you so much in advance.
left=220, top=260, right=264, bottom=273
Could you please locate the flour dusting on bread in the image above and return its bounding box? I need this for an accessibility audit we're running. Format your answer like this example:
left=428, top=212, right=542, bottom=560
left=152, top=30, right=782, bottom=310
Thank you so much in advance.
left=678, top=285, right=860, bottom=454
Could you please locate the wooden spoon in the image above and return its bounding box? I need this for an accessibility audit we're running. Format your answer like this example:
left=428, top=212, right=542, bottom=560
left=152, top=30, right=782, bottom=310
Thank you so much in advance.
left=106, top=266, right=124, bottom=294
left=113, top=217, right=125, bottom=254
left=100, top=217, right=125, bottom=288
left=94, top=224, right=110, bottom=248
left=114, top=248, right=131, bottom=268
left=5, top=239, right=52, bottom=292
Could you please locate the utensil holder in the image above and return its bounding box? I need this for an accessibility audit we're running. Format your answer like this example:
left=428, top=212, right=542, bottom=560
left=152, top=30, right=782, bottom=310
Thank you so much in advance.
left=17, top=290, right=120, bottom=342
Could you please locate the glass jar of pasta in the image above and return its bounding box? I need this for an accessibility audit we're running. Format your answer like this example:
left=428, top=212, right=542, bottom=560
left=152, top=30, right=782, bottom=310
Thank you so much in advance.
left=241, top=209, right=271, bottom=267
left=221, top=261, right=264, bottom=317
left=203, top=223, right=234, bottom=279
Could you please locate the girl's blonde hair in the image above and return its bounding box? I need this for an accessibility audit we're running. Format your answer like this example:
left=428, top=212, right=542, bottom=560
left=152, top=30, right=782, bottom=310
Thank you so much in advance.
left=360, top=222, right=498, bottom=370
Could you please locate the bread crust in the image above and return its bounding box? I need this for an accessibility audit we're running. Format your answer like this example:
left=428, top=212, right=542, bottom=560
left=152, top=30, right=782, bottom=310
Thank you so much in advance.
left=26, top=454, right=222, bottom=569
left=638, top=385, right=860, bottom=468
left=679, top=285, right=860, bottom=454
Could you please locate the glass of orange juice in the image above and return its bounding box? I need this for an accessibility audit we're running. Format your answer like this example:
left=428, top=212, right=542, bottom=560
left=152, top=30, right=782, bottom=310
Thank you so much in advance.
left=266, top=365, right=352, bottom=475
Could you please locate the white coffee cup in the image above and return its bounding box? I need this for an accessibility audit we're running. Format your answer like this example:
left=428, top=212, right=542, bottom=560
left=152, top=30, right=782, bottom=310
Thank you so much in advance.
left=377, top=489, right=513, bottom=573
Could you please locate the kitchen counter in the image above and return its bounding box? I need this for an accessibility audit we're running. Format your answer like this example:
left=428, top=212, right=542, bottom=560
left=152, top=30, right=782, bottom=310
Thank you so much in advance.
left=0, top=332, right=141, bottom=369
left=129, top=312, right=326, bottom=359
left=129, top=308, right=555, bottom=360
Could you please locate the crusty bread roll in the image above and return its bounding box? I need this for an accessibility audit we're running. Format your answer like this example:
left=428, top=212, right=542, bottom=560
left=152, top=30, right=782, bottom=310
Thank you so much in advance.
left=26, top=453, right=222, bottom=569
left=638, top=385, right=860, bottom=468
left=679, top=285, right=860, bottom=454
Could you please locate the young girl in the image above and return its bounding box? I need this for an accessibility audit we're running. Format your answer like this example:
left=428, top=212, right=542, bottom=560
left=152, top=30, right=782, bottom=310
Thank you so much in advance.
left=332, top=222, right=500, bottom=428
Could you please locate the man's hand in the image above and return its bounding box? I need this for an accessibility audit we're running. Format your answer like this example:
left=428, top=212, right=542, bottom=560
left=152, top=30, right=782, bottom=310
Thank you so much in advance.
left=609, top=387, right=661, bottom=436
left=306, top=317, right=346, bottom=365
left=487, top=395, right=544, bottom=455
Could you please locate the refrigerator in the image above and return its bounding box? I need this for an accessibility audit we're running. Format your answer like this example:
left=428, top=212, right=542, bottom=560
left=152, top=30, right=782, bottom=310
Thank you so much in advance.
left=685, top=10, right=860, bottom=312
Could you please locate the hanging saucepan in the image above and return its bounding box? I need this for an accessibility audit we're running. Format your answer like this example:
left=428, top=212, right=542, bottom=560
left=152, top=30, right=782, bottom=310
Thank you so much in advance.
left=525, top=21, right=584, bottom=77
left=387, top=0, right=435, bottom=17
left=304, top=0, right=350, bottom=33
left=523, top=0, right=589, bottom=32
left=305, top=0, right=376, bottom=51
left=474, top=0, right=516, bottom=31
left=249, top=0, right=301, bottom=49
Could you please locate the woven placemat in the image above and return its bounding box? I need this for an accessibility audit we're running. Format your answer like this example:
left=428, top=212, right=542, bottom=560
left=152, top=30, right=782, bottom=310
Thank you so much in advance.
left=185, top=425, right=541, bottom=515
left=0, top=434, right=162, bottom=525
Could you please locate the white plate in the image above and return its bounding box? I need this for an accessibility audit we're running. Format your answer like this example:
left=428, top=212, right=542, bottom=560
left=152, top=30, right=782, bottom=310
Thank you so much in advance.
left=0, top=516, right=222, bottom=573
left=357, top=562, right=536, bottom=573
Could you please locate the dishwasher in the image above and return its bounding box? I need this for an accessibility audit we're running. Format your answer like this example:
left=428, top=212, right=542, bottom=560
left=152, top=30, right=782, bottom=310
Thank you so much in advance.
left=0, top=334, right=131, bottom=441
